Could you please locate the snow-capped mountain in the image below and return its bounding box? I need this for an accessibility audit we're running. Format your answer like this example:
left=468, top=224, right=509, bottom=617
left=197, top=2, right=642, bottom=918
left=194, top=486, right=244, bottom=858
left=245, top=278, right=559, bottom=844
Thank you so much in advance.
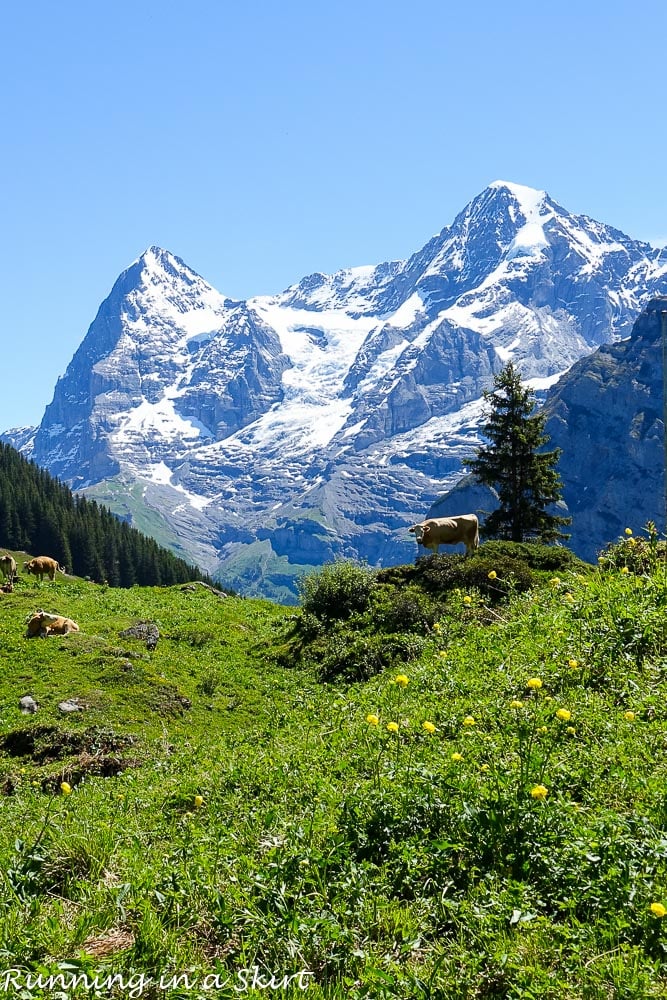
left=7, top=182, right=667, bottom=600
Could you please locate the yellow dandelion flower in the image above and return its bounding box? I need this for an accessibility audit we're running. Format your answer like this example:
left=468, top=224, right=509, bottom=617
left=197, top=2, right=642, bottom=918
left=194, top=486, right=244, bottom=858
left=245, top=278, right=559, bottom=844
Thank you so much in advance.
left=438, top=651, right=447, bottom=659
left=566, top=726, right=576, bottom=735
left=538, top=725, right=548, bottom=734
left=650, top=902, right=667, bottom=918
left=480, top=763, right=490, bottom=772
left=366, top=713, right=379, bottom=726
left=451, top=752, right=463, bottom=762
left=463, top=715, right=476, bottom=726
left=395, top=674, right=409, bottom=687
left=488, top=570, right=497, bottom=580
left=193, top=795, right=204, bottom=809
left=625, top=527, right=633, bottom=536
left=60, top=781, right=72, bottom=795
left=527, top=677, right=543, bottom=689
left=463, top=595, right=472, bottom=606
left=568, top=659, right=579, bottom=669
left=432, top=622, right=441, bottom=632
left=422, top=721, right=436, bottom=734
left=556, top=708, right=572, bottom=722
left=563, top=592, right=575, bottom=603
left=627, top=537, right=636, bottom=547
left=624, top=711, right=636, bottom=722
left=550, top=577, right=561, bottom=587
left=620, top=566, right=629, bottom=575
left=387, top=721, right=399, bottom=733
left=510, top=700, right=524, bottom=709
left=530, top=784, right=549, bottom=800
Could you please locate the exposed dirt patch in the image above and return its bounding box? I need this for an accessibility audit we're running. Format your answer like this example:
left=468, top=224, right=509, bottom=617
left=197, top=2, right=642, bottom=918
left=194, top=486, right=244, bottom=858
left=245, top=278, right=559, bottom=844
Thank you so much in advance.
left=0, top=724, right=136, bottom=763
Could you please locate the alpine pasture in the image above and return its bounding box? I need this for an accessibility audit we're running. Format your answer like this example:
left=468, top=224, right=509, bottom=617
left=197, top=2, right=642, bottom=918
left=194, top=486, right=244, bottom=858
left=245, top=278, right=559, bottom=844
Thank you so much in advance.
left=1, top=531, right=666, bottom=998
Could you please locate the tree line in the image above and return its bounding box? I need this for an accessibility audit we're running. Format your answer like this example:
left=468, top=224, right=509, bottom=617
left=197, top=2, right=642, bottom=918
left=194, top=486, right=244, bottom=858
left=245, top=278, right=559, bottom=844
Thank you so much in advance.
left=0, top=441, right=210, bottom=588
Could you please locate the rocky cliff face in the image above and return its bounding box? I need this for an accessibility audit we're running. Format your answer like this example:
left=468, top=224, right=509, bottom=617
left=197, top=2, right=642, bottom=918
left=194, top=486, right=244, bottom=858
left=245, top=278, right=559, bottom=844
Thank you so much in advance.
left=543, top=297, right=667, bottom=559
left=7, top=184, right=667, bottom=599
left=429, top=298, right=667, bottom=561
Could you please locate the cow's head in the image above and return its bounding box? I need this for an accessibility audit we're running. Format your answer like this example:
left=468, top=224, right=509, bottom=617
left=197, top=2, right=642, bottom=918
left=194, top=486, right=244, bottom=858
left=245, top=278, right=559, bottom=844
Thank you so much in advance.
left=409, top=523, right=429, bottom=544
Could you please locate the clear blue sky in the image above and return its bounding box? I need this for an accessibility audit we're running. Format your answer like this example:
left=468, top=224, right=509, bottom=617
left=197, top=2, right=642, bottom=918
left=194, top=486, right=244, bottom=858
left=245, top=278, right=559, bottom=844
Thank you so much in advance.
left=2, top=0, right=666, bottom=431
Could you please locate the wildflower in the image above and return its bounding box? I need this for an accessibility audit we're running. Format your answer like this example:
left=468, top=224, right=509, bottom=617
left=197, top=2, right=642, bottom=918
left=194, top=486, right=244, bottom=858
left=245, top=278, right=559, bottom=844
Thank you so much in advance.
left=568, top=659, right=579, bottom=669
left=650, top=902, right=667, bottom=918
left=627, top=537, right=636, bottom=547
left=480, top=763, right=490, bottom=772
left=620, top=566, right=629, bottom=575
left=366, top=713, right=379, bottom=726
left=510, top=700, right=524, bottom=709
left=625, top=527, right=633, bottom=536
left=550, top=577, right=561, bottom=588
left=386, top=721, right=399, bottom=733
left=432, top=622, right=441, bottom=632
left=60, top=782, right=72, bottom=795
left=438, top=651, right=447, bottom=659
left=422, top=721, right=436, bottom=734
left=563, top=593, right=575, bottom=603
left=451, top=752, right=463, bottom=762
left=488, top=570, right=497, bottom=580
left=395, top=674, right=409, bottom=687
left=566, top=726, right=576, bottom=736
left=556, top=708, right=572, bottom=722
left=527, top=677, right=543, bottom=690
left=463, top=715, right=476, bottom=727
left=463, top=595, right=472, bottom=606
left=193, top=795, right=204, bottom=809
left=530, top=784, right=549, bottom=800
left=538, top=725, right=548, bottom=734
left=624, top=711, right=636, bottom=722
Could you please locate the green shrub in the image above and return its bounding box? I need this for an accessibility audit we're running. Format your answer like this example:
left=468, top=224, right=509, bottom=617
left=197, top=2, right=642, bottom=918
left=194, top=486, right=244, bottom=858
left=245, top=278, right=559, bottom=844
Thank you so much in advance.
left=411, top=553, right=536, bottom=602
left=312, top=630, right=426, bottom=682
left=370, top=585, right=439, bottom=634
left=477, top=539, right=585, bottom=572
left=298, top=559, right=377, bottom=622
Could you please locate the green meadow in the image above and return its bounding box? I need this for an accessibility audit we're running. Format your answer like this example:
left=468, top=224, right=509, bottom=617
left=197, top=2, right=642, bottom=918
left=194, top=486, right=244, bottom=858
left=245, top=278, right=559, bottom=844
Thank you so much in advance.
left=1, top=529, right=667, bottom=998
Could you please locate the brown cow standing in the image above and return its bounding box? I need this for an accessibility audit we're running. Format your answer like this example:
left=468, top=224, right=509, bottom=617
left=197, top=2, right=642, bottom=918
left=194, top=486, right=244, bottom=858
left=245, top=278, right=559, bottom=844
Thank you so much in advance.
left=23, top=556, right=65, bottom=582
left=409, top=514, right=480, bottom=556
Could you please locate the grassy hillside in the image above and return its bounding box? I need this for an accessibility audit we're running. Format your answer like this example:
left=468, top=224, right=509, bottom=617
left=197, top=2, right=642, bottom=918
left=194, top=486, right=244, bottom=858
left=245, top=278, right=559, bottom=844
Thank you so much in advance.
left=1, top=533, right=667, bottom=998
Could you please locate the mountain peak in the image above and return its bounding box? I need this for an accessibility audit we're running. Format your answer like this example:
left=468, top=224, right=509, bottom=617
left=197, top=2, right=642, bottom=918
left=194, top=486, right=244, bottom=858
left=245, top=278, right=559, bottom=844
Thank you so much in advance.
left=488, top=179, right=548, bottom=202
left=135, top=245, right=188, bottom=275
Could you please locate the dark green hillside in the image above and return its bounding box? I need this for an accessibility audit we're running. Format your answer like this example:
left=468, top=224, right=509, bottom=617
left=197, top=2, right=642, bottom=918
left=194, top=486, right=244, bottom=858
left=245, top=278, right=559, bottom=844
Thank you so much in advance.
left=0, top=441, right=208, bottom=587
left=1, top=528, right=667, bottom=997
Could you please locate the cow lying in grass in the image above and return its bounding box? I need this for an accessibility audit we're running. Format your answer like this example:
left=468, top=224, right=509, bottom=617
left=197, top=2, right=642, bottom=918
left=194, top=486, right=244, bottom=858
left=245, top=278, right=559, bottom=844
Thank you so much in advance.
left=25, top=611, right=80, bottom=638
left=409, top=514, right=480, bottom=556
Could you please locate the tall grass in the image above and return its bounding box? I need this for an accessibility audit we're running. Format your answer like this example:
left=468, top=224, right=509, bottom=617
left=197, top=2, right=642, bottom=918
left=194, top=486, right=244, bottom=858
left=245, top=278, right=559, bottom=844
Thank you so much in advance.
left=0, top=534, right=666, bottom=996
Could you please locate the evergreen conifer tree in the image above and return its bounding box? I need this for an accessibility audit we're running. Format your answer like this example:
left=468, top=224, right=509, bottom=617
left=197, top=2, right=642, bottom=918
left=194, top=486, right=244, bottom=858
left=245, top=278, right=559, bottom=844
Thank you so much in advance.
left=467, top=362, right=571, bottom=543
